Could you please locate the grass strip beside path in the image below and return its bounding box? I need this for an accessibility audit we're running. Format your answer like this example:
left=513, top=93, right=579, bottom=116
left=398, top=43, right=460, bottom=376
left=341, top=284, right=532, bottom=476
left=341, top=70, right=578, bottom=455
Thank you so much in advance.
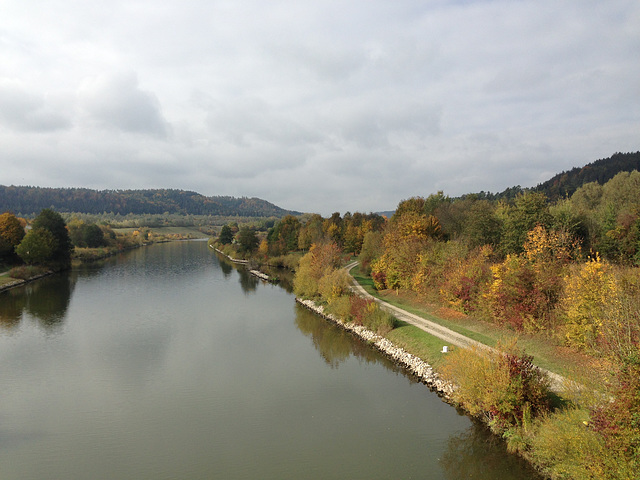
left=348, top=264, right=594, bottom=388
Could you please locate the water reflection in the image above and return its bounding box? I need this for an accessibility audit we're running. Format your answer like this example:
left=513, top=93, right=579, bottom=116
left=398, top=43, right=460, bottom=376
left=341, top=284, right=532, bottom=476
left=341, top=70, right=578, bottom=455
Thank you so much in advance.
left=296, top=302, right=542, bottom=480
left=294, top=303, right=401, bottom=373
left=441, top=420, right=543, bottom=479
left=237, top=268, right=259, bottom=294
left=219, top=258, right=233, bottom=276
left=0, top=273, right=75, bottom=333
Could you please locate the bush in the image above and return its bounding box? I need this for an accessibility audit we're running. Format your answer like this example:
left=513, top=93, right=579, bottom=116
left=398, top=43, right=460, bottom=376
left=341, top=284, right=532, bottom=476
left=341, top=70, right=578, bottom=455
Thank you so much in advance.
left=8, top=265, right=48, bottom=280
left=442, top=339, right=551, bottom=436
left=530, top=407, right=611, bottom=479
left=347, top=296, right=396, bottom=335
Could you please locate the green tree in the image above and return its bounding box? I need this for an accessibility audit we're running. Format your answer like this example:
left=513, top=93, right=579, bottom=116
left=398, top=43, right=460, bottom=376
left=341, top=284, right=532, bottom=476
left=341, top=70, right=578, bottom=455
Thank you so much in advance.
left=298, top=214, right=325, bottom=250
left=218, top=224, right=234, bottom=245
left=68, top=219, right=106, bottom=248
left=31, top=208, right=73, bottom=269
left=0, top=212, right=25, bottom=258
left=498, top=192, right=552, bottom=256
left=15, top=227, right=56, bottom=265
left=462, top=200, right=502, bottom=248
left=236, top=226, right=258, bottom=254
left=267, top=215, right=301, bottom=255
left=84, top=224, right=106, bottom=248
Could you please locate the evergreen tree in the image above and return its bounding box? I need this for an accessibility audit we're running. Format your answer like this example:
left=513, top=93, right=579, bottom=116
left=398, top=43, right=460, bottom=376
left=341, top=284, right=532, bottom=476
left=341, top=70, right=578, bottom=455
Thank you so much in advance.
left=219, top=224, right=234, bottom=245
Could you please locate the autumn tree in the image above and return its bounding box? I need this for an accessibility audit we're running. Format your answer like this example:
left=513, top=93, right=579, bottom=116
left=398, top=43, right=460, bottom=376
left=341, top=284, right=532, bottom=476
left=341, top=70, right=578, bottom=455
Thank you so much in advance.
left=323, top=212, right=344, bottom=246
left=293, top=242, right=342, bottom=298
left=371, top=210, right=442, bottom=290
left=298, top=214, right=325, bottom=250
left=0, top=212, right=25, bottom=259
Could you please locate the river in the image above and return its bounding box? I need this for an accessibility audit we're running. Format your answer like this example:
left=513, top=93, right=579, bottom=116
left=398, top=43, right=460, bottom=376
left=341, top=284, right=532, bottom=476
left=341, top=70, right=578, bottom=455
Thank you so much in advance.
left=0, top=240, right=541, bottom=479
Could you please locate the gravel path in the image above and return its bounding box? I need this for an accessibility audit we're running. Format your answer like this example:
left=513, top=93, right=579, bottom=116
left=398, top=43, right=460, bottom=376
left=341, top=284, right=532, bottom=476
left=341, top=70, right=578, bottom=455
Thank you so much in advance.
left=346, top=262, right=567, bottom=392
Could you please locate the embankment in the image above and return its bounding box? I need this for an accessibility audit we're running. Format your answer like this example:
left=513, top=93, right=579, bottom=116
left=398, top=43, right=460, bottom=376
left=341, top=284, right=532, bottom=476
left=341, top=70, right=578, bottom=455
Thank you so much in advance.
left=0, top=271, right=53, bottom=293
left=295, top=298, right=455, bottom=400
left=211, top=246, right=274, bottom=282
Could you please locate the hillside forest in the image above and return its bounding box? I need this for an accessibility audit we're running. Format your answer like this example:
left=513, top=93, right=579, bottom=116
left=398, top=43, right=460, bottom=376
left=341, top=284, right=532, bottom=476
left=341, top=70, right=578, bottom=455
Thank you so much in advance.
left=0, top=186, right=297, bottom=218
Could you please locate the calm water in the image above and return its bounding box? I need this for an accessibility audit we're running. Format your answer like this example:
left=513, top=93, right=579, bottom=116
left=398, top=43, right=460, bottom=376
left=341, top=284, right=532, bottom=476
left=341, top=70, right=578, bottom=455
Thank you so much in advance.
left=0, top=241, right=541, bottom=479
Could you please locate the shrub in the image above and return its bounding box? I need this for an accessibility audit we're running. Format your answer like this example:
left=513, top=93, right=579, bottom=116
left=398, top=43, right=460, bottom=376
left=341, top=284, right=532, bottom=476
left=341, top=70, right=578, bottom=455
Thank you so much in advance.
left=530, top=407, right=611, bottom=479
left=441, top=339, right=550, bottom=436
left=348, top=296, right=396, bottom=335
left=362, top=300, right=396, bottom=335
left=318, top=268, right=351, bottom=306
left=590, top=352, right=640, bottom=474
left=8, top=265, right=48, bottom=280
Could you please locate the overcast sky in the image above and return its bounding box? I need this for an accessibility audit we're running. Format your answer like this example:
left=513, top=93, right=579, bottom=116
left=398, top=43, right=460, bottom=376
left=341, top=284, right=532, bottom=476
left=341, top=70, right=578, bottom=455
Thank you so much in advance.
left=1, top=0, right=638, bottom=215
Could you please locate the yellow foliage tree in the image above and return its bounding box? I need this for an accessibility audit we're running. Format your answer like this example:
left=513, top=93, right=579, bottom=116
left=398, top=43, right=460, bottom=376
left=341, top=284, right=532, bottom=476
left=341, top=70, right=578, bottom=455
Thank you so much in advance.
left=560, top=255, right=616, bottom=349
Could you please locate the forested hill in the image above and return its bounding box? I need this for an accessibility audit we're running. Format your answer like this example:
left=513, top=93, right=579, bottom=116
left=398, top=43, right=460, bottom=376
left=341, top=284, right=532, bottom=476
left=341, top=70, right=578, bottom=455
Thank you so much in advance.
left=463, top=151, right=640, bottom=202
left=0, top=186, right=299, bottom=217
left=534, top=151, right=640, bottom=201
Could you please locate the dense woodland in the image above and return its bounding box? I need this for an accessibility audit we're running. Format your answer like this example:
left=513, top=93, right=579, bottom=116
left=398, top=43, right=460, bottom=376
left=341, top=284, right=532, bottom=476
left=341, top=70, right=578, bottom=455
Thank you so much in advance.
left=0, top=186, right=297, bottom=218
left=214, top=152, right=640, bottom=479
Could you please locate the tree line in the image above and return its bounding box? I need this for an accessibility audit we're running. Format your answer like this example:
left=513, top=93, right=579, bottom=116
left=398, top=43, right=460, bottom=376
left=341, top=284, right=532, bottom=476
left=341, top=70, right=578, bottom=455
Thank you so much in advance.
left=0, top=208, right=169, bottom=273
left=0, top=186, right=297, bottom=217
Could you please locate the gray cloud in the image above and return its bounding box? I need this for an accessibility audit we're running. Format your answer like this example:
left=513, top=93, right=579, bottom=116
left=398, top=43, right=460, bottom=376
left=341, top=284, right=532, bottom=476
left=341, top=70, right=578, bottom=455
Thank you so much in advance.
left=0, top=0, right=638, bottom=215
left=78, top=72, right=169, bottom=137
left=0, top=80, right=71, bottom=132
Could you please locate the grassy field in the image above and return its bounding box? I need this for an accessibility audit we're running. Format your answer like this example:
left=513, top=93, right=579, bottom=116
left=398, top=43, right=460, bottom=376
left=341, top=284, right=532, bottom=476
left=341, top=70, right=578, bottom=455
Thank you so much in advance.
left=350, top=266, right=600, bottom=385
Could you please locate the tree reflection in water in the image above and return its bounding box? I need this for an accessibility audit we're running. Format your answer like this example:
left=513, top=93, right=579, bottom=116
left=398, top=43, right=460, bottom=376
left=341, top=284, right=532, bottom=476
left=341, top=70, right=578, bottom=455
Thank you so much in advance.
left=219, top=259, right=233, bottom=277
left=295, top=302, right=543, bottom=480
left=237, top=268, right=259, bottom=294
left=440, top=419, right=543, bottom=480
left=294, top=303, right=404, bottom=374
left=0, top=273, right=76, bottom=333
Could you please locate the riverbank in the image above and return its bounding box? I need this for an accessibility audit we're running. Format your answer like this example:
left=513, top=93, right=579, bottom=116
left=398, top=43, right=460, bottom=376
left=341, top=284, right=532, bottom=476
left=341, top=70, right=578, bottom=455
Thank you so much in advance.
left=0, top=270, right=54, bottom=293
left=296, top=298, right=455, bottom=400
left=211, top=246, right=276, bottom=282
left=211, top=246, right=249, bottom=264
left=1, top=240, right=165, bottom=294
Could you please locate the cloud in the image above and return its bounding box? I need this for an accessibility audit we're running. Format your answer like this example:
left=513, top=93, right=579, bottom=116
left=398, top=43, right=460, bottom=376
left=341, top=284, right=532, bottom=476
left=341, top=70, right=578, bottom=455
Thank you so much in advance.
left=0, top=0, right=638, bottom=215
left=0, top=79, right=71, bottom=132
left=78, top=72, right=169, bottom=137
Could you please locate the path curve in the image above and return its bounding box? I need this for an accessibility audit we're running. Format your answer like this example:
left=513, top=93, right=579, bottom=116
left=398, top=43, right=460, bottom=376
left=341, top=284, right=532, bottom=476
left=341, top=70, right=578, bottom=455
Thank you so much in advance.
left=345, top=261, right=567, bottom=391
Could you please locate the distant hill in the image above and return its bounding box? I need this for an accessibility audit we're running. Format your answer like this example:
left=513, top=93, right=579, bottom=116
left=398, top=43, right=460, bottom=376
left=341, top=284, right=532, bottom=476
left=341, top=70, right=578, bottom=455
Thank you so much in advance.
left=459, top=151, right=640, bottom=203
left=533, top=151, right=640, bottom=201
left=0, top=186, right=299, bottom=217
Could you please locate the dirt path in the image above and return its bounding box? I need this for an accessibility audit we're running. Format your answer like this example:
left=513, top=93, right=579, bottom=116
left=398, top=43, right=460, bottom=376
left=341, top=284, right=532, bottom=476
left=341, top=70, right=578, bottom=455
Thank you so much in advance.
left=346, top=262, right=567, bottom=391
